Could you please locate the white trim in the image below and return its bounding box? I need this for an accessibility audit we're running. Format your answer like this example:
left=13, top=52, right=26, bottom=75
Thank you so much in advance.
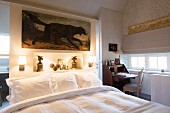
left=124, top=53, right=170, bottom=72
left=123, top=46, right=170, bottom=52
left=128, top=69, right=170, bottom=75
left=9, top=2, right=98, bottom=22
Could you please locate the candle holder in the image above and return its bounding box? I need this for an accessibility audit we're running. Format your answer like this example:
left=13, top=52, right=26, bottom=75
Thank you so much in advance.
left=71, top=56, right=77, bottom=69
left=37, top=56, right=43, bottom=72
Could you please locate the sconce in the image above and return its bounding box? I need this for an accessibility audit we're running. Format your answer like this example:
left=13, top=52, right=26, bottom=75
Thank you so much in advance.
left=88, top=56, right=96, bottom=67
left=18, top=56, right=27, bottom=71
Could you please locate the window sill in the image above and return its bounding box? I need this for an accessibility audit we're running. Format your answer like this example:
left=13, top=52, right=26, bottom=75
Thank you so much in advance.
left=128, top=69, right=170, bottom=75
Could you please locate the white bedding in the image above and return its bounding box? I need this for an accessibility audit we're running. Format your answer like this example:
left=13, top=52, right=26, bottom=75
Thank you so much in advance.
left=1, top=86, right=170, bottom=113
left=6, top=70, right=102, bottom=105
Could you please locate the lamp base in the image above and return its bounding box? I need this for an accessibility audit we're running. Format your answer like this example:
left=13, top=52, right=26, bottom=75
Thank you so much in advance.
left=19, top=65, right=25, bottom=71
left=88, top=62, right=93, bottom=67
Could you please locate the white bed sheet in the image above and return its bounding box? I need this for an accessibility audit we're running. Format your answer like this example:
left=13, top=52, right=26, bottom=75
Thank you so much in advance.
left=1, top=86, right=170, bottom=113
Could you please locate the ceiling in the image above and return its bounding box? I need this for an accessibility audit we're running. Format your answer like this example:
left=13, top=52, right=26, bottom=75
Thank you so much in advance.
left=4, top=0, right=127, bottom=18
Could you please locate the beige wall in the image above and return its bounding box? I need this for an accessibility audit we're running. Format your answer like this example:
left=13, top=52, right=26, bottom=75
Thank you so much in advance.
left=9, top=3, right=97, bottom=77
left=122, top=0, right=170, bottom=95
left=123, top=0, right=170, bottom=35
left=122, top=0, right=170, bottom=54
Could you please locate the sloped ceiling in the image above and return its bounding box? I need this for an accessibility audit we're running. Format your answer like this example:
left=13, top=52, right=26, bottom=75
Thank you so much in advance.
left=4, top=0, right=127, bottom=18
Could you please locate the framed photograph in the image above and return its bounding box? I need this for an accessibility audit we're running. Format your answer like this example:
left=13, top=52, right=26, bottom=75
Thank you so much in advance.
left=58, top=59, right=65, bottom=65
left=58, top=59, right=66, bottom=70
left=115, top=58, right=120, bottom=65
left=109, top=43, right=117, bottom=51
left=110, top=60, right=115, bottom=65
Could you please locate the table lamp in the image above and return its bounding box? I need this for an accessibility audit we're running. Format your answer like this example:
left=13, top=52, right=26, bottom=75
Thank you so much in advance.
left=18, top=56, right=27, bottom=71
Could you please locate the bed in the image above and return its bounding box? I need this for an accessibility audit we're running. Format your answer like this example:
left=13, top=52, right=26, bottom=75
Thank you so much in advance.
left=1, top=70, right=170, bottom=113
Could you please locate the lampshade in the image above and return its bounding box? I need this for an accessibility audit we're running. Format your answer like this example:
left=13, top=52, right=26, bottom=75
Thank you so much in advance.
left=18, top=56, right=27, bottom=65
left=115, top=50, right=123, bottom=54
left=89, top=56, right=96, bottom=63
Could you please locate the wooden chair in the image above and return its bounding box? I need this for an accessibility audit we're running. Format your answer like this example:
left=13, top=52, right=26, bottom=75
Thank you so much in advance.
left=123, top=68, right=144, bottom=97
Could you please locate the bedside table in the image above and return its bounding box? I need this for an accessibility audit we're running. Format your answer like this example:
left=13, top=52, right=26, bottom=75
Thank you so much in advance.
left=0, top=72, right=9, bottom=102
left=0, top=86, right=2, bottom=106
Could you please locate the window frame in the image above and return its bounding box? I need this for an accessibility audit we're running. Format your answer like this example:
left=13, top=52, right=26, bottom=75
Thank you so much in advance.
left=128, top=54, right=146, bottom=69
left=0, top=34, right=10, bottom=55
left=127, top=53, right=170, bottom=72
left=147, top=56, right=167, bottom=70
left=0, top=34, right=10, bottom=72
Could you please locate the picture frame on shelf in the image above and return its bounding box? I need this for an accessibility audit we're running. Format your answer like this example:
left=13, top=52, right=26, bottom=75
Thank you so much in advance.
left=114, top=58, right=120, bottom=65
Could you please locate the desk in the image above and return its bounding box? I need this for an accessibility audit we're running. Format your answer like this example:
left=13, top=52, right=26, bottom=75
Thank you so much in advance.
left=103, top=65, right=130, bottom=91
left=0, top=86, right=2, bottom=106
left=116, top=73, right=138, bottom=79
left=0, top=72, right=9, bottom=101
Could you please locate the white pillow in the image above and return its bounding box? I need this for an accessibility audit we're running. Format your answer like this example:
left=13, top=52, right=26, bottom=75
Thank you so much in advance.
left=74, top=72, right=102, bottom=88
left=50, top=72, right=78, bottom=92
left=6, top=75, right=53, bottom=104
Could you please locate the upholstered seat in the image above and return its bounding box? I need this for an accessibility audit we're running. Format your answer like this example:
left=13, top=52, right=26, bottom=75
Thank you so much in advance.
left=123, top=68, right=144, bottom=97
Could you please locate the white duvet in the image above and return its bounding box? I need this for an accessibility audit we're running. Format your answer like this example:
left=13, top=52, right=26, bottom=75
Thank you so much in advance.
left=1, top=86, right=170, bottom=113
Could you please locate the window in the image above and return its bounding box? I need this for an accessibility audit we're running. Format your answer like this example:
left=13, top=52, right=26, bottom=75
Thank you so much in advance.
left=149, top=56, right=167, bottom=70
left=0, top=35, right=10, bottom=72
left=123, top=53, right=170, bottom=72
left=0, top=35, right=10, bottom=54
left=0, top=56, right=9, bottom=72
left=0, top=2, right=10, bottom=72
left=131, top=57, right=145, bottom=68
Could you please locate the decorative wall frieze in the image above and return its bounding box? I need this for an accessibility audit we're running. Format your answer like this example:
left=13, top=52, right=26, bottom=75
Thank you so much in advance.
left=128, top=15, right=170, bottom=35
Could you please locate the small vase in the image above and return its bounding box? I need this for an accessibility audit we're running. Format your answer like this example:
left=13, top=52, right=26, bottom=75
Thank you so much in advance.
left=72, top=60, right=77, bottom=69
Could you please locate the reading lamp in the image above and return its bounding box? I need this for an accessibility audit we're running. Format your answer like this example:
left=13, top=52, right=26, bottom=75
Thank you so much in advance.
left=115, top=50, right=123, bottom=59
left=18, top=56, right=27, bottom=71
left=88, top=56, right=96, bottom=67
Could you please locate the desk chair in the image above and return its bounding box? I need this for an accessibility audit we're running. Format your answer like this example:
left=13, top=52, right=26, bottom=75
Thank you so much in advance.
left=123, top=68, right=144, bottom=97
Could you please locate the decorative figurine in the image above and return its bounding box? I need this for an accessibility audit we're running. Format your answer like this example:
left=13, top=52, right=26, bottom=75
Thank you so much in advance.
left=71, top=56, right=77, bottom=69
left=37, top=56, right=43, bottom=72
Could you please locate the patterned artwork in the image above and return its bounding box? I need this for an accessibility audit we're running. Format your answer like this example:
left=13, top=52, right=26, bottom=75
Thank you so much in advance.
left=22, top=10, right=91, bottom=51
left=128, top=16, right=170, bottom=35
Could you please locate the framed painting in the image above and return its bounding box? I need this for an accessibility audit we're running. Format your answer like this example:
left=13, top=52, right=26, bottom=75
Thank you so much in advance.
left=22, top=10, right=91, bottom=51
left=109, top=43, right=117, bottom=51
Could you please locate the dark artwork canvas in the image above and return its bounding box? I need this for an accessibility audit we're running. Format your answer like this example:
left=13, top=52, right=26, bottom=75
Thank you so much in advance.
left=109, top=43, right=117, bottom=51
left=22, top=10, right=91, bottom=51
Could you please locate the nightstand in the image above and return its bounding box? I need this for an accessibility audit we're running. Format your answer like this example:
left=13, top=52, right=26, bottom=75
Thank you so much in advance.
left=0, top=72, right=9, bottom=102
left=0, top=86, right=2, bottom=106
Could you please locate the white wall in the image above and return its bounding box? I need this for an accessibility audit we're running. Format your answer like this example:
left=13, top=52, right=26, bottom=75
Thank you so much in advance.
left=9, top=3, right=97, bottom=77
left=97, top=8, right=123, bottom=80
left=99, top=8, right=122, bottom=63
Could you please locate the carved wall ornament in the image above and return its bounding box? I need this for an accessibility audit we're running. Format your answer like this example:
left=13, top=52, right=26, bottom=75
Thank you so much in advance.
left=128, top=15, right=170, bottom=35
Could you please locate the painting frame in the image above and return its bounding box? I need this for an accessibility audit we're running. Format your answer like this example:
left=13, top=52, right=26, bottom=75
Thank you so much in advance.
left=109, top=43, right=117, bottom=52
left=22, top=10, right=91, bottom=51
